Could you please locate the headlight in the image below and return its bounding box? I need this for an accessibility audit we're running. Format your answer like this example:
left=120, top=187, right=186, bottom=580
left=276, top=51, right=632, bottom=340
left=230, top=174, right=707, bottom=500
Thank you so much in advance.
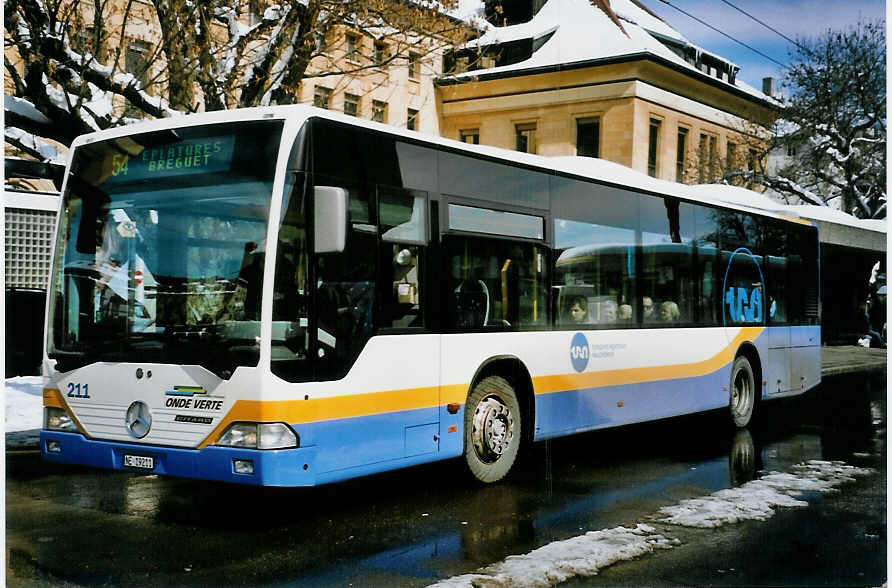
left=45, top=407, right=77, bottom=432
left=216, top=422, right=298, bottom=449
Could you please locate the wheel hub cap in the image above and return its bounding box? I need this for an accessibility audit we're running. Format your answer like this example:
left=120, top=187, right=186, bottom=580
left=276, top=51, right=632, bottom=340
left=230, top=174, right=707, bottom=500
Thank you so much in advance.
left=471, top=396, right=515, bottom=463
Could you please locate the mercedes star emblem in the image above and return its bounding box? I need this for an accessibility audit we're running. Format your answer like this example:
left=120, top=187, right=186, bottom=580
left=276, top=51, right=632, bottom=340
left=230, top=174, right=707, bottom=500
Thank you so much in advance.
left=125, top=401, right=152, bottom=438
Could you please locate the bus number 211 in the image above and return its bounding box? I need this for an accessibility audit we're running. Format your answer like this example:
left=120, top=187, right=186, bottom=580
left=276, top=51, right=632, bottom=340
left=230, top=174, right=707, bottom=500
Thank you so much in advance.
left=67, top=383, right=90, bottom=398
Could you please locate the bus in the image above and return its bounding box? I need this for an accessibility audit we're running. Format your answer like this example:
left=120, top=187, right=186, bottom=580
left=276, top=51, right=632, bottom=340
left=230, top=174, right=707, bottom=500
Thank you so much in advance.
left=41, top=105, right=820, bottom=486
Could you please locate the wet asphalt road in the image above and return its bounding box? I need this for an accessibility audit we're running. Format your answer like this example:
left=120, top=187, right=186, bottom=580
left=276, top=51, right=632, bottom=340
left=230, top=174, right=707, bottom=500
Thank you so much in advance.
left=6, top=372, right=886, bottom=587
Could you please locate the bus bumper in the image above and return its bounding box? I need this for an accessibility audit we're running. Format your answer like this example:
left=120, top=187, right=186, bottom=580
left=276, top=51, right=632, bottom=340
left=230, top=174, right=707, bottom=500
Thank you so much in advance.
left=40, top=431, right=318, bottom=486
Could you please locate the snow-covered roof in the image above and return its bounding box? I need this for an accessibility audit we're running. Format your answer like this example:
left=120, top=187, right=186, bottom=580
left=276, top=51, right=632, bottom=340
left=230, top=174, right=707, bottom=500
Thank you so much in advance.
left=784, top=205, right=886, bottom=234
left=445, top=0, right=773, bottom=105
left=611, top=0, right=686, bottom=44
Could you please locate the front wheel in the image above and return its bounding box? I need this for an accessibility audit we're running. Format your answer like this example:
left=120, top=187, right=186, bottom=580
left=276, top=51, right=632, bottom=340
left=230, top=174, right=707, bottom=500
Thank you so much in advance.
left=464, top=376, right=522, bottom=483
left=729, top=355, right=756, bottom=428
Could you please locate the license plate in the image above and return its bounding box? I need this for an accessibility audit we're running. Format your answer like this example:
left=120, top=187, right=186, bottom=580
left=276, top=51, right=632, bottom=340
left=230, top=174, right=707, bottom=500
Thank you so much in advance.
left=123, top=455, right=154, bottom=469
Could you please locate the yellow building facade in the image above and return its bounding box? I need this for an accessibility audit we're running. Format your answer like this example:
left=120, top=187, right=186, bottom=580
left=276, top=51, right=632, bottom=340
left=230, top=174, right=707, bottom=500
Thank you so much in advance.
left=297, top=23, right=451, bottom=135
left=436, top=0, right=775, bottom=185
left=439, top=59, right=773, bottom=185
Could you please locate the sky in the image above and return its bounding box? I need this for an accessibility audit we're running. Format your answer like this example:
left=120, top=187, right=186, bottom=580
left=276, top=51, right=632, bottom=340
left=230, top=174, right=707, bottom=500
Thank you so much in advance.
left=646, top=0, right=886, bottom=91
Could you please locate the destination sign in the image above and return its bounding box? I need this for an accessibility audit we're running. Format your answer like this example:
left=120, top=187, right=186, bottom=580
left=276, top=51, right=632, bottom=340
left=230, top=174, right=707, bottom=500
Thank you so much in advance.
left=105, top=135, right=236, bottom=184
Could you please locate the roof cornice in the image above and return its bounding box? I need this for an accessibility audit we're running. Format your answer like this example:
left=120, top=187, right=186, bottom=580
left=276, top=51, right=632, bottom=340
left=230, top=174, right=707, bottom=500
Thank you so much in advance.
left=436, top=51, right=776, bottom=109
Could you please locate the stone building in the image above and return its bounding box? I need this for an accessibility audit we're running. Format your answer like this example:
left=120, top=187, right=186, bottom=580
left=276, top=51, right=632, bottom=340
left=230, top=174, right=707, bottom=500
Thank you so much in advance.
left=295, top=21, right=453, bottom=136
left=437, top=0, right=776, bottom=185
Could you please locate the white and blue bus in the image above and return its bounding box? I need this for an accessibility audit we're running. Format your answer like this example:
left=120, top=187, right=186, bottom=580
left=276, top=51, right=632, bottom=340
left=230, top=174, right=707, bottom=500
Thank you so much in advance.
left=41, top=106, right=820, bottom=485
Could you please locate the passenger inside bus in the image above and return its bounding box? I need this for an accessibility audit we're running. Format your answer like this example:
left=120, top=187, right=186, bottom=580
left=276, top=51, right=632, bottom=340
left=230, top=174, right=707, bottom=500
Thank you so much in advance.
left=567, top=295, right=588, bottom=324
left=642, top=296, right=656, bottom=321
left=618, top=304, right=633, bottom=323
left=660, top=300, right=680, bottom=322
left=599, top=299, right=618, bottom=323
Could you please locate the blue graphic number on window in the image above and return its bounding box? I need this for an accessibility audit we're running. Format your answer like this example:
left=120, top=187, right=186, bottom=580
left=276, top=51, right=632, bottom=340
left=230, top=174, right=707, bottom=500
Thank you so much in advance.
left=725, top=287, right=762, bottom=323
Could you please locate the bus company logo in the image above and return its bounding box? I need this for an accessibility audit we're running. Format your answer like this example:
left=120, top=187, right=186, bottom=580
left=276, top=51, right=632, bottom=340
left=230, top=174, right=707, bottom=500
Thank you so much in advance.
left=570, top=332, right=590, bottom=372
left=164, top=385, right=224, bottom=411
left=165, top=385, right=206, bottom=397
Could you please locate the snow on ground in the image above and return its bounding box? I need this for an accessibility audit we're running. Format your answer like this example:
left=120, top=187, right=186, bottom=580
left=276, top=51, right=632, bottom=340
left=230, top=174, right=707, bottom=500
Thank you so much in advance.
left=5, top=376, right=43, bottom=448
left=431, top=524, right=677, bottom=587
left=657, top=461, right=873, bottom=528
left=429, top=460, right=873, bottom=587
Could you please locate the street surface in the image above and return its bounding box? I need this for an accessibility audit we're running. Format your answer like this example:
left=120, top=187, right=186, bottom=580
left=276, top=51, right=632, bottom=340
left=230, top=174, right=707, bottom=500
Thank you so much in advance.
left=6, top=372, right=886, bottom=587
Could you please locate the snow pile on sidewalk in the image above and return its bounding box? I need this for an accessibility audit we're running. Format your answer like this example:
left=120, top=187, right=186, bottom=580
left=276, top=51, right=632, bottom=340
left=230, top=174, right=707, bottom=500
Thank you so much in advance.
left=5, top=376, right=43, bottom=448
left=432, top=524, right=676, bottom=588
left=657, top=461, right=875, bottom=528
left=430, top=460, right=873, bottom=587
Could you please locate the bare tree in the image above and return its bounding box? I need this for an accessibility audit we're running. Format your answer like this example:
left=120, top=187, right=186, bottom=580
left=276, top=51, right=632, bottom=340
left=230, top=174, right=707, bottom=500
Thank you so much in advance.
left=729, top=20, right=886, bottom=219
left=5, top=0, right=478, bottom=157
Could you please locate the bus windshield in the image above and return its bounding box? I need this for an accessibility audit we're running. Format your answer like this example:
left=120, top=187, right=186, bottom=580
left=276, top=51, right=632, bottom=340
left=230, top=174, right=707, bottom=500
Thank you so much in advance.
left=48, top=120, right=284, bottom=377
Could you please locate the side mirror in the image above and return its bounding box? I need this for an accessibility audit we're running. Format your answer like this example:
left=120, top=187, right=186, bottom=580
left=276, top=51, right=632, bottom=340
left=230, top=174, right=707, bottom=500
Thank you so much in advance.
left=314, top=186, right=347, bottom=253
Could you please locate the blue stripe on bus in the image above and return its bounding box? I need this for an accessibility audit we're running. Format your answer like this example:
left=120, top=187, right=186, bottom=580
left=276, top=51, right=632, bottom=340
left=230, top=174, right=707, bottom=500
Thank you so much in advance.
left=533, top=366, right=731, bottom=440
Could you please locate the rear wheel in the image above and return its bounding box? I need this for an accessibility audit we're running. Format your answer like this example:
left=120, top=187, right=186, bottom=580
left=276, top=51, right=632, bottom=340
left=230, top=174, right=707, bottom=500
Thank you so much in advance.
left=464, top=376, right=521, bottom=483
left=730, top=355, right=756, bottom=428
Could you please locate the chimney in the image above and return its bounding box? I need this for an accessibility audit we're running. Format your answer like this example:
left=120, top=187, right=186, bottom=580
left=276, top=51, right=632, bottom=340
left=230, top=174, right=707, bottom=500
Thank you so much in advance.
left=762, top=77, right=775, bottom=97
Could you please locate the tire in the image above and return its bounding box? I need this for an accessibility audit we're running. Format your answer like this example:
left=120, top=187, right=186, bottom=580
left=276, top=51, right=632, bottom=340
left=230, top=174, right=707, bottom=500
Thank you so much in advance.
left=729, top=355, right=756, bottom=428
left=464, top=375, right=522, bottom=483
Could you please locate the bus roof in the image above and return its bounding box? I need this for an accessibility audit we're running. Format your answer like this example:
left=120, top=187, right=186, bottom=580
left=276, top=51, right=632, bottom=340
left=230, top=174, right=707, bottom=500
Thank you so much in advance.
left=69, top=105, right=826, bottom=227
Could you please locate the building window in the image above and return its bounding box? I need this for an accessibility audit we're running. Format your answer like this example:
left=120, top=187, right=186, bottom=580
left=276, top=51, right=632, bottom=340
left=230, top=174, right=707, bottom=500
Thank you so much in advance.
left=344, top=93, right=359, bottom=117
left=315, top=32, right=326, bottom=53
left=786, top=144, right=797, bottom=157
left=576, top=118, right=600, bottom=158
left=726, top=141, right=737, bottom=175
left=515, top=123, right=536, bottom=153
left=708, top=136, right=718, bottom=181
left=248, top=5, right=261, bottom=26
left=647, top=118, right=661, bottom=177
left=748, top=149, right=759, bottom=171
left=460, top=129, right=479, bottom=144
left=345, top=33, right=360, bottom=61
left=408, top=53, right=420, bottom=80
left=314, top=86, right=331, bottom=109
left=372, top=100, right=387, bottom=123
left=676, top=127, right=688, bottom=183
left=73, top=27, right=95, bottom=54
left=374, top=41, right=388, bottom=63
left=126, top=40, right=152, bottom=86
left=698, top=133, right=709, bottom=183
left=407, top=108, right=419, bottom=130
left=124, top=40, right=152, bottom=117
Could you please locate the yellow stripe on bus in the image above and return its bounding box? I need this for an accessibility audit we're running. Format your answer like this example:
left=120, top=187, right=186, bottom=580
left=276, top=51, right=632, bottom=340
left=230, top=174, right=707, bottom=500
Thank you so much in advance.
left=199, top=327, right=763, bottom=448
left=532, top=327, right=763, bottom=395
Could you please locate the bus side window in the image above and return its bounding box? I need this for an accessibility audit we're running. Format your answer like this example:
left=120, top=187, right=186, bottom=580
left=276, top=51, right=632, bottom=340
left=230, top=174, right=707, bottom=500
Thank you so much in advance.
left=380, top=186, right=427, bottom=329
left=453, top=260, right=490, bottom=328
left=446, top=236, right=545, bottom=330
left=386, top=244, right=422, bottom=328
